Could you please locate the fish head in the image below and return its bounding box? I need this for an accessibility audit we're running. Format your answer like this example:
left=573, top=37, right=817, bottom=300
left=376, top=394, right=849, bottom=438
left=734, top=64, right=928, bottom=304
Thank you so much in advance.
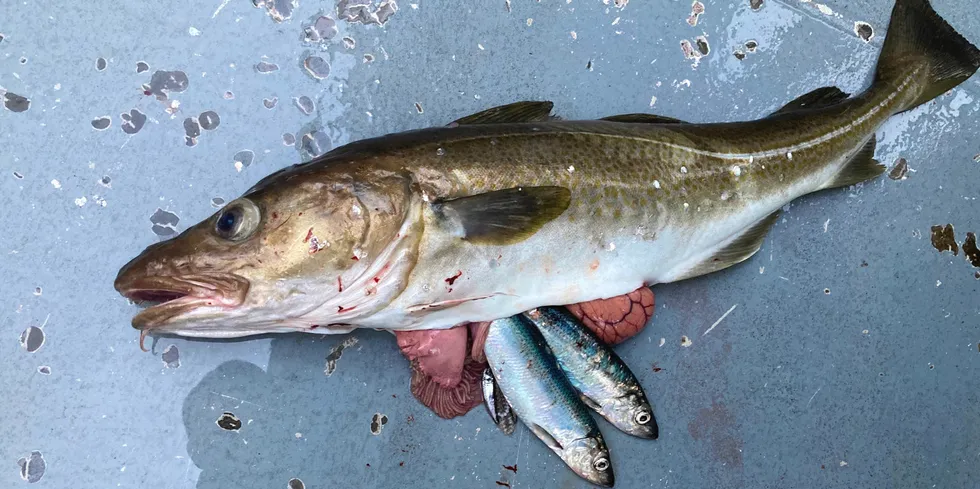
left=114, top=165, right=423, bottom=339
left=609, top=392, right=659, bottom=439
left=563, top=434, right=614, bottom=487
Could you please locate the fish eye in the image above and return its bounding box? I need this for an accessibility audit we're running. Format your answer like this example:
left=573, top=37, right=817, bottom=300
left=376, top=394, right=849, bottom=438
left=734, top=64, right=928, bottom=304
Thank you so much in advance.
left=593, top=457, right=610, bottom=471
left=214, top=198, right=261, bottom=241
left=635, top=411, right=652, bottom=425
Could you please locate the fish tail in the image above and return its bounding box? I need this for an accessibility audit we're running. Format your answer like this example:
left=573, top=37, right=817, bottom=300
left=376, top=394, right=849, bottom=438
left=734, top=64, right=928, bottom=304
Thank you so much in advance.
left=874, top=0, right=980, bottom=113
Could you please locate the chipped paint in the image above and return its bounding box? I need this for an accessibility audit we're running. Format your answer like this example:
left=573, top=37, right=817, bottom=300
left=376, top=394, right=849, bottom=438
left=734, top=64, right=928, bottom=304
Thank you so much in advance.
left=162, top=345, right=180, bottom=368
left=930, top=224, right=959, bottom=256
left=338, top=0, right=399, bottom=26
left=252, top=0, right=298, bottom=23
left=20, top=326, right=44, bottom=353
left=370, top=412, right=389, bottom=434
left=324, top=336, right=359, bottom=375
left=681, top=335, right=693, bottom=347
left=888, top=158, right=909, bottom=180
left=854, top=22, right=874, bottom=42
left=216, top=412, right=242, bottom=431
left=963, top=232, right=980, bottom=268
left=687, top=1, right=705, bottom=26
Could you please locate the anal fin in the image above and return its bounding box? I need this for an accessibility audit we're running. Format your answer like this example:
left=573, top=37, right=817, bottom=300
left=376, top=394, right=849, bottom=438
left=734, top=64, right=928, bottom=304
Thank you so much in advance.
left=678, top=211, right=781, bottom=280
left=822, top=134, right=886, bottom=189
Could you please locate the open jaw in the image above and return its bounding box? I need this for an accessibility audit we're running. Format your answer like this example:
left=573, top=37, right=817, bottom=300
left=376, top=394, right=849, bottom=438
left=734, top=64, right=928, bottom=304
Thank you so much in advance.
left=115, top=274, right=250, bottom=347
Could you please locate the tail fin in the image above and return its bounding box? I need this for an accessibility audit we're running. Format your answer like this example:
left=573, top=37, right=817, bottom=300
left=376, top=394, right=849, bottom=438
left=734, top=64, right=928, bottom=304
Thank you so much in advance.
left=874, top=0, right=980, bottom=112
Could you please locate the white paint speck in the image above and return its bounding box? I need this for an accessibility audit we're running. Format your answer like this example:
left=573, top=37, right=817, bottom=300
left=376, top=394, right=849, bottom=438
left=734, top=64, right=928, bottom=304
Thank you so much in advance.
left=74, top=196, right=87, bottom=207
left=611, top=16, right=621, bottom=25
left=681, top=335, right=693, bottom=347
left=53, top=83, right=61, bottom=90
left=759, top=266, right=765, bottom=274
left=653, top=180, right=661, bottom=189
left=840, top=460, right=848, bottom=467
left=683, top=202, right=689, bottom=209
left=567, top=165, right=575, bottom=173
left=234, top=161, right=243, bottom=172
left=478, top=43, right=485, bottom=50
left=658, top=337, right=666, bottom=347
left=295, top=432, right=303, bottom=438
left=786, top=152, right=794, bottom=160
left=823, top=219, right=830, bottom=233
left=606, top=242, right=616, bottom=251
left=51, top=179, right=61, bottom=189
left=188, top=26, right=201, bottom=36
left=731, top=165, right=741, bottom=176
left=570, top=31, right=577, bottom=40
left=526, top=18, right=533, bottom=26
left=936, top=280, right=942, bottom=287
left=649, top=95, right=657, bottom=107
left=680, top=166, right=688, bottom=173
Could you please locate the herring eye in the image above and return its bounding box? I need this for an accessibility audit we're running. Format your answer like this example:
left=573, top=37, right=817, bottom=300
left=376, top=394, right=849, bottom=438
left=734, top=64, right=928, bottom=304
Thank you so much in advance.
left=635, top=411, right=652, bottom=425
left=214, top=199, right=260, bottom=241
left=593, top=457, right=610, bottom=471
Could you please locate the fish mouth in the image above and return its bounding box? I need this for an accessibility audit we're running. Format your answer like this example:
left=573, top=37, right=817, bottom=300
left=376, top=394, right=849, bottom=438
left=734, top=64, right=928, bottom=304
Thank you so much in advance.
left=115, top=273, right=250, bottom=332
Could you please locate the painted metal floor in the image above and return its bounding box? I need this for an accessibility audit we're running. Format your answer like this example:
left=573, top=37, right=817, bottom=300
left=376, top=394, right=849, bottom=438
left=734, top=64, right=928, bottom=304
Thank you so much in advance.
left=2, top=0, right=979, bottom=487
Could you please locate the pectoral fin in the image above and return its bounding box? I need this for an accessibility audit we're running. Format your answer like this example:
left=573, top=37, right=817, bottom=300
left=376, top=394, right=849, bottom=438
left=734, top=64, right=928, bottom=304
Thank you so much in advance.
left=432, top=186, right=571, bottom=245
left=529, top=423, right=564, bottom=451
left=450, top=101, right=555, bottom=125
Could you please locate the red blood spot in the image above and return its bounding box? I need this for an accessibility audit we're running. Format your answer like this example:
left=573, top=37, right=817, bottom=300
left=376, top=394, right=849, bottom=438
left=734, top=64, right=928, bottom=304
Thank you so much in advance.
left=495, top=482, right=511, bottom=488
left=352, top=255, right=359, bottom=261
left=652, top=364, right=663, bottom=373
left=373, top=277, right=380, bottom=283
left=143, top=90, right=152, bottom=96
left=272, top=212, right=279, bottom=219
left=310, top=325, right=320, bottom=330
left=337, top=276, right=344, bottom=292
left=298, top=212, right=303, bottom=216
left=445, top=270, right=463, bottom=286
left=338, top=305, right=356, bottom=313
left=503, top=464, right=518, bottom=473
left=303, top=228, right=314, bottom=243
left=366, top=463, right=370, bottom=468
left=399, top=461, right=405, bottom=467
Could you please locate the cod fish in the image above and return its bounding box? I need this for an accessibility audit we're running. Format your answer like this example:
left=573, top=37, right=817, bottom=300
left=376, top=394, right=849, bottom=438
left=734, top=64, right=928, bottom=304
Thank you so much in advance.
left=524, top=306, right=658, bottom=439
left=115, top=0, right=979, bottom=349
left=484, top=315, right=614, bottom=487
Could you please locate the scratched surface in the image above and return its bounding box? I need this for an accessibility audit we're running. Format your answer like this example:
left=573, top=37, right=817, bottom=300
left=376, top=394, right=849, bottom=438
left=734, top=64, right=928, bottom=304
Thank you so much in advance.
left=2, top=0, right=979, bottom=488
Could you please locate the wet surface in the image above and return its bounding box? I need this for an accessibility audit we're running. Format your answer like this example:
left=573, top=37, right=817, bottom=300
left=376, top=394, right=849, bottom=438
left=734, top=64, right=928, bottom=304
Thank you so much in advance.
left=120, top=109, right=147, bottom=135
left=19, top=326, right=44, bottom=353
left=17, top=451, right=45, bottom=483
left=3, top=92, right=31, bottom=112
left=889, top=157, right=909, bottom=180
left=294, top=95, right=315, bottom=114
left=150, top=209, right=181, bottom=236
left=163, top=345, right=181, bottom=368
left=144, top=70, right=189, bottom=101
left=303, top=56, right=331, bottom=79
left=1, top=0, right=978, bottom=488
left=91, top=117, right=112, bottom=130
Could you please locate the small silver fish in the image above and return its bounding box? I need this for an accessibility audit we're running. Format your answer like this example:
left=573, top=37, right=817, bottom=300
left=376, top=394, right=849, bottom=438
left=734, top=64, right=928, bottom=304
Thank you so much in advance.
left=524, top=306, right=658, bottom=439
left=484, top=315, right=614, bottom=487
left=481, top=367, right=517, bottom=435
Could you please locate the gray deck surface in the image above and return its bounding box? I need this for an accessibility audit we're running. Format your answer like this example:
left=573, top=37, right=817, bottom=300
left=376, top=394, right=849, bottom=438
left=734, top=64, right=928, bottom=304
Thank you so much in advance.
left=2, top=0, right=979, bottom=487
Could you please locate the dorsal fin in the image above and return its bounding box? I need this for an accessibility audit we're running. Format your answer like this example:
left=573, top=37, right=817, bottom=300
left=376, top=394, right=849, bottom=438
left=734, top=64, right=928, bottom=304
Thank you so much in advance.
left=821, top=134, right=886, bottom=189
left=600, top=113, right=687, bottom=124
left=450, top=101, right=554, bottom=125
left=768, top=86, right=850, bottom=117
left=677, top=210, right=781, bottom=280
left=431, top=186, right=571, bottom=245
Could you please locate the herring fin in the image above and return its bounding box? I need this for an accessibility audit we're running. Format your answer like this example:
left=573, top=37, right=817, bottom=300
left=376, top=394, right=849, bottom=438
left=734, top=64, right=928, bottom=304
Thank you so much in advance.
left=768, top=86, right=850, bottom=116
left=579, top=394, right=604, bottom=413
left=822, top=134, right=886, bottom=189
left=528, top=423, right=564, bottom=451
left=874, top=0, right=980, bottom=112
left=450, top=101, right=554, bottom=125
left=600, top=113, right=687, bottom=124
left=679, top=211, right=781, bottom=280
left=432, top=186, right=571, bottom=245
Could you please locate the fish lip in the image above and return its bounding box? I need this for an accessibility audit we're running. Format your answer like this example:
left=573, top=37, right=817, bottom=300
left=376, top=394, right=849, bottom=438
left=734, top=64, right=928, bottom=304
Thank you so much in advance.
left=115, top=273, right=250, bottom=329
